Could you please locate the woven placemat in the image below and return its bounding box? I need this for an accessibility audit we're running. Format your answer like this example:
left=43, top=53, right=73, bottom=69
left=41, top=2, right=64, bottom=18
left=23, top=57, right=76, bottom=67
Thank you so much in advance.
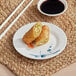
left=0, top=0, right=31, bottom=35
left=0, top=0, right=22, bottom=25
left=0, top=0, right=76, bottom=76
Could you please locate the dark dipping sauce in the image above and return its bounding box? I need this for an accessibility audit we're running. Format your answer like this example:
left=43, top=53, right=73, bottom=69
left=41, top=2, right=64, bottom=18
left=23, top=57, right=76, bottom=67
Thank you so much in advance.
left=40, top=0, right=65, bottom=14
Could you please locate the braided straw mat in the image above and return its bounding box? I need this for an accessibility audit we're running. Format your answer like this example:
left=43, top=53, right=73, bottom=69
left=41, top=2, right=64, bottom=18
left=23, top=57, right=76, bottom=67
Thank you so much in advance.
left=0, top=0, right=22, bottom=25
left=0, top=0, right=76, bottom=76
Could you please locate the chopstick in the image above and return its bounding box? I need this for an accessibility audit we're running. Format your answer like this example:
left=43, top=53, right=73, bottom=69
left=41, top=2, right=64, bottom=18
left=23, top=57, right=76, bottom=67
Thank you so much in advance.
left=0, top=0, right=25, bottom=29
left=0, top=0, right=33, bottom=39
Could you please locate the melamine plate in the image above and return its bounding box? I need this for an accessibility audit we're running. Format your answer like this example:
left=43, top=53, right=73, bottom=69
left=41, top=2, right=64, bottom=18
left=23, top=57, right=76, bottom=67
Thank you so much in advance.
left=13, top=22, right=67, bottom=60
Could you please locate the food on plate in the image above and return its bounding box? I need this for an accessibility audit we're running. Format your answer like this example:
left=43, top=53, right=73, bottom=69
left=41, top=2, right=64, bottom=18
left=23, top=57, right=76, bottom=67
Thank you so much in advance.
left=23, top=22, right=42, bottom=44
left=22, top=22, right=50, bottom=48
left=27, top=42, right=34, bottom=48
left=35, top=25, right=49, bottom=46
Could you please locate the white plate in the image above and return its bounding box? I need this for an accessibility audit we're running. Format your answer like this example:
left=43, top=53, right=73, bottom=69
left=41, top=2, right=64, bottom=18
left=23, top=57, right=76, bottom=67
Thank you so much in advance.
left=13, top=22, right=67, bottom=60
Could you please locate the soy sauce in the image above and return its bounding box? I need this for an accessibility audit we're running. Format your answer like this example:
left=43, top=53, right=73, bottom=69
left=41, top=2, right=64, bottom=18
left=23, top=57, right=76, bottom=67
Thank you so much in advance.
left=40, top=0, right=65, bottom=14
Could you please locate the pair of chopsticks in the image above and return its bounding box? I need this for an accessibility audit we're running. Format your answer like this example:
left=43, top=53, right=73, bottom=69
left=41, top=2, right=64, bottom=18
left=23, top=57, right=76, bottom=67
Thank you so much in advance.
left=0, top=0, right=33, bottom=39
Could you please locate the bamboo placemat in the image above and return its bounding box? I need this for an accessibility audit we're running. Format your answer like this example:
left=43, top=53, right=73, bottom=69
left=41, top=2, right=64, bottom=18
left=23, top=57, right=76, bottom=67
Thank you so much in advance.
left=0, top=0, right=76, bottom=76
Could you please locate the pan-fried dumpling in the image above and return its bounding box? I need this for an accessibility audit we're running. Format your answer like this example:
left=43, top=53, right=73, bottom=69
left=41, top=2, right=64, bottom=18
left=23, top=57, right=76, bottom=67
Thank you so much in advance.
left=35, top=25, right=49, bottom=46
left=23, top=22, right=42, bottom=44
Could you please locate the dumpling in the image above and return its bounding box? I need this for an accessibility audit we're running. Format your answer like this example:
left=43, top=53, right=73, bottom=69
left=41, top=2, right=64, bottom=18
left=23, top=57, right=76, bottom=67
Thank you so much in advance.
left=23, top=22, right=42, bottom=44
left=35, top=25, right=49, bottom=46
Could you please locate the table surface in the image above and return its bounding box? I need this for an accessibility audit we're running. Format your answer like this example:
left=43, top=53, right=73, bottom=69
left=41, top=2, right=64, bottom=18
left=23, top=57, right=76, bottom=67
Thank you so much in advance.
left=0, top=63, right=76, bottom=76
left=0, top=0, right=76, bottom=76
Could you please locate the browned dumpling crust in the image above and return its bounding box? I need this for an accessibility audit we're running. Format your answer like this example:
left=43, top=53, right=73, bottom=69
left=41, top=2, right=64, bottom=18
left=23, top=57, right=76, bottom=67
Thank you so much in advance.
left=35, top=25, right=49, bottom=46
left=23, top=22, right=42, bottom=44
